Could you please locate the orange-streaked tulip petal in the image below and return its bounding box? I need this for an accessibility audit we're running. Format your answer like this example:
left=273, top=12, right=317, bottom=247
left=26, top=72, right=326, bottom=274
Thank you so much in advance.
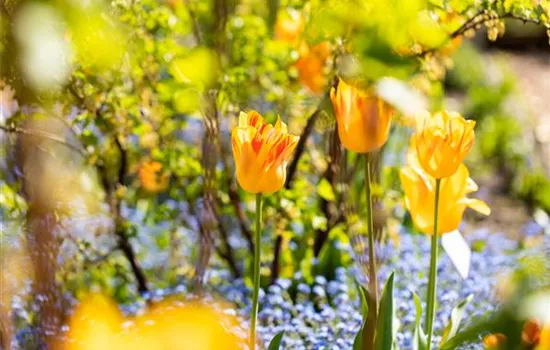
left=231, top=110, right=299, bottom=194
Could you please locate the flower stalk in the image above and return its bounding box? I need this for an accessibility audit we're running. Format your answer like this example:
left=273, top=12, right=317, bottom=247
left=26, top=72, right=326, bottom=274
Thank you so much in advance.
left=363, top=153, right=379, bottom=350
left=425, top=178, right=441, bottom=350
left=250, top=193, right=263, bottom=350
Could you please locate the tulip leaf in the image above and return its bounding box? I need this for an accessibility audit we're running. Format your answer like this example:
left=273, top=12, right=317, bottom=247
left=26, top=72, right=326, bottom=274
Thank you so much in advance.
left=352, top=318, right=366, bottom=350
left=440, top=294, right=473, bottom=346
left=374, top=271, right=395, bottom=350
left=413, top=292, right=428, bottom=350
left=317, top=178, right=336, bottom=201
left=354, top=279, right=370, bottom=318
left=352, top=280, right=370, bottom=350
left=267, top=331, right=284, bottom=350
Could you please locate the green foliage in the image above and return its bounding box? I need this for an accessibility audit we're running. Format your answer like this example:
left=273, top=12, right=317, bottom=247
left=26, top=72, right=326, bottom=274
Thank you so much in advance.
left=375, top=272, right=396, bottom=350
left=267, top=331, right=285, bottom=350
left=1, top=0, right=549, bottom=317
left=413, top=292, right=428, bottom=350
left=440, top=294, right=473, bottom=346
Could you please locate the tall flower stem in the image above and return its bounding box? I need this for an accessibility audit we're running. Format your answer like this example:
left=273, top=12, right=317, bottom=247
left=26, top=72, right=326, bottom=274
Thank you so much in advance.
left=250, top=193, right=263, bottom=350
left=363, top=153, right=378, bottom=350
left=425, top=179, right=442, bottom=350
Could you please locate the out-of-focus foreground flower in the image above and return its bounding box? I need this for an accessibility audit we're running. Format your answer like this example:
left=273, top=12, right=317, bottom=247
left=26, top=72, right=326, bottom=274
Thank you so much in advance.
left=330, top=78, right=393, bottom=153
left=231, top=110, right=299, bottom=194
left=61, top=294, right=242, bottom=350
left=414, top=110, right=475, bottom=179
left=400, top=143, right=490, bottom=234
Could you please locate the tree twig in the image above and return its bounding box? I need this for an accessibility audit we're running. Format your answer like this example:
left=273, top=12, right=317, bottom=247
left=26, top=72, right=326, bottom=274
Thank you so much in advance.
left=285, top=96, right=328, bottom=189
left=111, top=135, right=150, bottom=294
left=0, top=124, right=85, bottom=156
left=417, top=10, right=542, bottom=56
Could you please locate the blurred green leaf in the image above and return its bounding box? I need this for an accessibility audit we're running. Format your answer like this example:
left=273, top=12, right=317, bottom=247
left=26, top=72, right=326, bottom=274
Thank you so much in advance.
left=317, top=178, right=335, bottom=201
left=440, top=294, right=474, bottom=346
left=413, top=292, right=428, bottom=350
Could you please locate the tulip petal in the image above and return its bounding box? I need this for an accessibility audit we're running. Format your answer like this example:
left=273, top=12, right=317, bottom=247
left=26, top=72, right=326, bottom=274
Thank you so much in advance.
left=464, top=198, right=491, bottom=216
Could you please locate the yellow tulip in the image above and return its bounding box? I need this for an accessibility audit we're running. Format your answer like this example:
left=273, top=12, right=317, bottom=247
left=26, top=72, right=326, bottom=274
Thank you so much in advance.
left=330, top=78, right=393, bottom=153
left=62, top=294, right=242, bottom=350
left=414, top=110, right=476, bottom=179
left=231, top=110, right=299, bottom=194
left=400, top=142, right=490, bottom=235
left=295, top=42, right=331, bottom=94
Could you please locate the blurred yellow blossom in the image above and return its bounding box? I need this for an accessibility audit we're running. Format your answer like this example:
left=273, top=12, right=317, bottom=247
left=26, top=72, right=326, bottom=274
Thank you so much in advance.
left=275, top=10, right=305, bottom=45
left=139, top=161, right=169, bottom=193
left=62, top=294, right=242, bottom=350
left=295, top=41, right=331, bottom=94
left=482, top=333, right=507, bottom=349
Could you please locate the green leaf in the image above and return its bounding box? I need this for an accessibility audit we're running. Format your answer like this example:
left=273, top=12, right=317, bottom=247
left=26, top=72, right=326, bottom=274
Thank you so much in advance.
left=440, top=294, right=474, bottom=346
left=317, top=178, right=336, bottom=201
left=353, top=319, right=366, bottom=350
left=352, top=280, right=370, bottom=350
left=267, top=331, right=284, bottom=350
left=354, top=280, right=370, bottom=318
left=413, top=292, right=428, bottom=350
left=375, top=271, right=395, bottom=350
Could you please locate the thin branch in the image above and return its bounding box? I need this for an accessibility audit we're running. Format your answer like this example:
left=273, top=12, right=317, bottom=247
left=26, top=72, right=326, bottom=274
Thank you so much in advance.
left=111, top=135, right=150, bottom=294
left=501, top=13, right=541, bottom=25
left=285, top=95, right=328, bottom=189
left=185, top=0, right=203, bottom=44
left=0, top=124, right=85, bottom=156
left=417, top=10, right=543, bottom=56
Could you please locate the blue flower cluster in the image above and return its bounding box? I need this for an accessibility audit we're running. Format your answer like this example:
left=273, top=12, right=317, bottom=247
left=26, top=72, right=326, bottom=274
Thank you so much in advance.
left=216, top=230, right=548, bottom=349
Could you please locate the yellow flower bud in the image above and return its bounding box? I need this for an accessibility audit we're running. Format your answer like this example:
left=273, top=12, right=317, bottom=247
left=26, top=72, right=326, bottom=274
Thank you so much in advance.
left=231, top=110, right=299, bottom=194
left=330, top=78, right=393, bottom=153
left=400, top=142, right=490, bottom=235
left=414, top=110, right=475, bottom=179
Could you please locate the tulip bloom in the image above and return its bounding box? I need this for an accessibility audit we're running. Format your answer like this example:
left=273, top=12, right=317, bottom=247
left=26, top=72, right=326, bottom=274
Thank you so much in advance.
left=231, top=111, right=299, bottom=194
left=414, top=110, right=475, bottom=179
left=330, top=78, right=393, bottom=153
left=400, top=143, right=490, bottom=235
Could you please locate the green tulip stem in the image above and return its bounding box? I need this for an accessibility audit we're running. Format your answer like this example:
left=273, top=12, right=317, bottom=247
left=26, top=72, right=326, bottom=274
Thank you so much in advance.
left=250, top=193, right=263, bottom=350
left=426, top=178, right=442, bottom=350
left=363, top=153, right=379, bottom=350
